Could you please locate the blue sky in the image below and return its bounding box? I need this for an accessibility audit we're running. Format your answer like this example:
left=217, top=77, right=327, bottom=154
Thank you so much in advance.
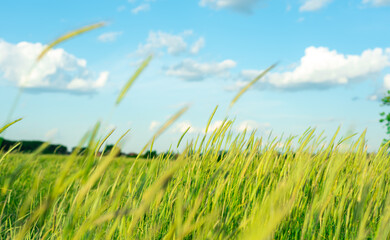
left=1, top=0, right=390, bottom=152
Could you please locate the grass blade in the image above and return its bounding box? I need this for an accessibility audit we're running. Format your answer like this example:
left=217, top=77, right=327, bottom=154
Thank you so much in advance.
left=95, top=128, right=116, bottom=157
left=138, top=105, right=189, bottom=158
left=205, top=105, right=218, bottom=134
left=177, top=126, right=191, bottom=148
left=36, top=22, right=106, bottom=62
left=116, top=55, right=153, bottom=105
left=0, top=142, right=21, bottom=165
left=229, top=63, right=277, bottom=109
left=0, top=118, right=22, bottom=135
left=127, top=157, right=186, bottom=234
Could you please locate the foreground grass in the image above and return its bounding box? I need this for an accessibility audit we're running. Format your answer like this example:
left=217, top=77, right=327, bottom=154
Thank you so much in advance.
left=1, top=126, right=390, bottom=239
left=1, top=21, right=390, bottom=240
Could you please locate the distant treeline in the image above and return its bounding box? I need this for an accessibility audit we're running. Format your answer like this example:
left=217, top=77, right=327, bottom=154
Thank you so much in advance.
left=0, top=137, right=177, bottom=159
left=0, top=137, right=68, bottom=154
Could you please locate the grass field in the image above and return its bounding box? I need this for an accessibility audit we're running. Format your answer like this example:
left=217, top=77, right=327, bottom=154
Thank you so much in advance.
left=1, top=22, right=390, bottom=239
left=1, top=125, right=390, bottom=239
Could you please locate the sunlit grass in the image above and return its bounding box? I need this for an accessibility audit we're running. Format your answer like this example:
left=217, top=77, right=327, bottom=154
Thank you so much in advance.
left=1, top=124, right=390, bottom=239
left=1, top=22, right=390, bottom=240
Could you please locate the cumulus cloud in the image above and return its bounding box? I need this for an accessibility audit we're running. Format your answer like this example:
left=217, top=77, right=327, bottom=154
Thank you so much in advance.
left=368, top=95, right=378, bottom=101
left=384, top=74, right=390, bottom=90
left=236, top=120, right=271, bottom=132
left=149, top=121, right=161, bottom=131
left=362, top=0, right=390, bottom=6
left=235, top=46, right=390, bottom=90
left=205, top=120, right=224, bottom=133
left=224, top=80, right=248, bottom=91
left=0, top=39, right=109, bottom=93
left=172, top=121, right=198, bottom=133
left=171, top=120, right=226, bottom=135
left=371, top=74, right=390, bottom=100
left=199, top=0, right=263, bottom=13
left=173, top=119, right=252, bottom=135
left=166, top=59, right=236, bottom=81
left=190, top=37, right=205, bottom=54
left=67, top=72, right=108, bottom=90
left=131, top=4, right=150, bottom=14
left=97, top=32, right=123, bottom=42
left=172, top=120, right=271, bottom=135
left=136, top=31, right=188, bottom=56
left=299, top=0, right=333, bottom=11
left=134, top=31, right=206, bottom=57
left=45, top=128, right=59, bottom=140
left=206, top=120, right=269, bottom=134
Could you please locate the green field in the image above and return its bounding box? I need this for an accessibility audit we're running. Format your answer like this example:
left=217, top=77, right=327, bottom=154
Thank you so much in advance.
left=1, top=23, right=390, bottom=239
left=1, top=126, right=390, bottom=239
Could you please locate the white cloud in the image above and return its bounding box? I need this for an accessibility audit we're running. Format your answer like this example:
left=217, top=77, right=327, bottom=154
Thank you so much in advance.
left=236, top=120, right=271, bottom=132
left=134, top=31, right=205, bottom=57
left=199, top=0, right=263, bottom=13
left=384, top=74, right=390, bottom=90
left=131, top=4, right=150, bottom=14
left=362, top=0, right=390, bottom=6
left=166, top=59, right=236, bottom=81
left=0, top=39, right=109, bottom=93
left=45, top=128, right=58, bottom=140
left=368, top=94, right=378, bottom=101
left=172, top=120, right=231, bottom=134
left=172, top=121, right=198, bottom=133
left=240, top=69, right=264, bottom=80
left=368, top=74, right=390, bottom=101
left=104, top=124, right=117, bottom=132
left=206, top=120, right=224, bottom=132
left=224, top=80, right=248, bottom=91
left=67, top=71, right=109, bottom=91
left=97, top=32, right=123, bottom=42
left=190, top=37, right=205, bottom=54
left=236, top=46, right=390, bottom=90
left=299, top=0, right=333, bottom=11
left=149, top=121, right=161, bottom=131
left=136, top=31, right=188, bottom=56
left=372, top=74, right=390, bottom=101
left=182, top=30, right=194, bottom=37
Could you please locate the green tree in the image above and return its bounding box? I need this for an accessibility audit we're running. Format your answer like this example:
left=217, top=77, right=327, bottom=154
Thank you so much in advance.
left=380, top=90, right=390, bottom=144
left=143, top=150, right=157, bottom=159
left=104, top=144, right=122, bottom=156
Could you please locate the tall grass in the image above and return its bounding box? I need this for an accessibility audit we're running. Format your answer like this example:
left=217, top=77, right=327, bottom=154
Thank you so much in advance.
left=1, top=122, right=390, bottom=239
left=1, top=22, right=390, bottom=239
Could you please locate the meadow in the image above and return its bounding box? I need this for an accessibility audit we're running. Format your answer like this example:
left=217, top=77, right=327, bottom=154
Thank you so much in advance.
left=1, top=122, right=390, bottom=239
left=1, top=22, right=390, bottom=239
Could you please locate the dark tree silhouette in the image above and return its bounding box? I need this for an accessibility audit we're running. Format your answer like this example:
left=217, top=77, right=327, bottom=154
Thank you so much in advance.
left=0, top=137, right=68, bottom=154
left=104, top=144, right=123, bottom=156
left=143, top=150, right=157, bottom=159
